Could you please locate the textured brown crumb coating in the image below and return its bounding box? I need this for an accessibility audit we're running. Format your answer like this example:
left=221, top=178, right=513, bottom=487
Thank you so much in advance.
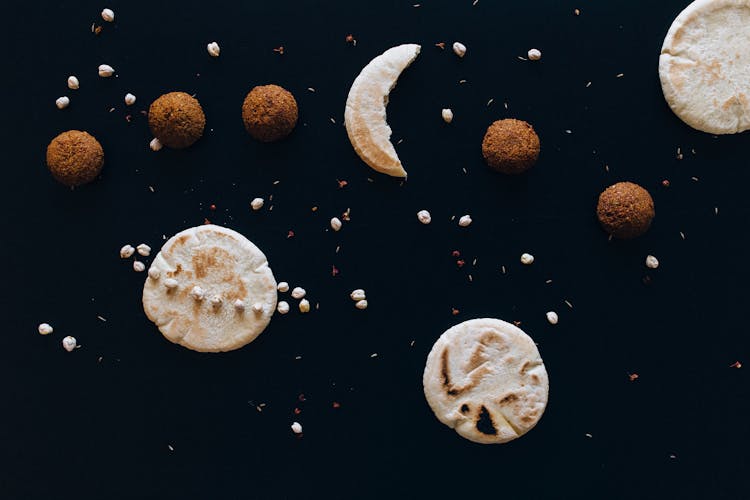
left=481, top=119, right=540, bottom=174
left=242, top=85, right=298, bottom=142
left=46, top=130, right=104, bottom=187
left=597, top=182, right=655, bottom=239
left=148, top=92, right=206, bottom=149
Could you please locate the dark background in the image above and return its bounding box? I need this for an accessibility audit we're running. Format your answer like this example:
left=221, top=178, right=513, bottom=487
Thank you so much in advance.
left=2, top=0, right=748, bottom=498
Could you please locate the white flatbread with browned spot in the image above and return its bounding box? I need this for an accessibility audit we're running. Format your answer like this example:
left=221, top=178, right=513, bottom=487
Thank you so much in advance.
left=142, top=225, right=277, bottom=353
left=659, top=0, right=750, bottom=134
left=423, top=318, right=549, bottom=444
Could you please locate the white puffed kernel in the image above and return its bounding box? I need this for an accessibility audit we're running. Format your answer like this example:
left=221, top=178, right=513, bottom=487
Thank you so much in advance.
left=277, top=282, right=289, bottom=293
left=38, top=323, right=54, bottom=336
left=298, top=299, right=310, bottom=313
left=527, top=48, right=542, bottom=61
left=546, top=311, right=559, bottom=325
left=207, top=41, right=221, bottom=57
left=250, top=197, right=264, bottom=211
left=210, top=295, right=223, bottom=307
left=355, top=299, right=368, bottom=310
left=149, top=138, right=163, bottom=151
left=55, top=96, right=70, bottom=110
left=452, top=41, right=467, bottom=58
left=291, top=287, right=306, bottom=299
left=67, top=76, right=79, bottom=90
left=98, top=64, right=115, bottom=77
left=252, top=303, right=264, bottom=314
left=330, top=217, right=342, bottom=231
left=190, top=286, right=205, bottom=301
left=520, top=253, right=535, bottom=265
left=277, top=301, right=290, bottom=314
left=350, top=289, right=366, bottom=302
left=234, top=299, right=245, bottom=311
left=101, top=8, right=115, bottom=22
left=62, top=336, right=77, bottom=352
left=136, top=243, right=151, bottom=257
left=645, top=255, right=659, bottom=269
left=441, top=108, right=453, bottom=123
left=291, top=421, right=302, bottom=434
left=120, top=244, right=135, bottom=258
left=164, top=278, right=179, bottom=290
left=148, top=267, right=160, bottom=280
left=133, top=260, right=145, bottom=272
left=417, top=210, right=432, bottom=224
left=458, top=215, right=472, bottom=227
left=124, top=93, right=136, bottom=106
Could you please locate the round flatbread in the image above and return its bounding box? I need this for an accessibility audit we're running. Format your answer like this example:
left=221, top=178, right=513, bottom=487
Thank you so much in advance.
left=142, top=225, right=277, bottom=353
left=423, top=318, right=549, bottom=444
left=659, top=0, right=750, bottom=134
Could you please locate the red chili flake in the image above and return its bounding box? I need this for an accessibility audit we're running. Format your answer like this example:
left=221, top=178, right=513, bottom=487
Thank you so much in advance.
left=451, top=308, right=460, bottom=316
left=297, top=394, right=306, bottom=402
left=662, top=179, right=670, bottom=188
left=337, top=179, right=348, bottom=188
left=125, top=114, right=132, bottom=123
left=513, top=320, right=522, bottom=326
left=332, top=401, right=341, bottom=409
left=456, top=259, right=465, bottom=268
left=94, top=25, right=103, bottom=35
left=451, top=250, right=461, bottom=258
left=273, top=46, right=285, bottom=55
left=209, top=204, right=217, bottom=211
left=435, top=42, right=446, bottom=49
left=342, top=208, right=351, bottom=221
left=345, top=34, right=356, bottom=45
left=331, top=265, right=339, bottom=277
left=730, top=361, right=742, bottom=369
left=203, top=218, right=211, bottom=225
left=287, top=230, right=295, bottom=239
left=628, top=373, right=639, bottom=381
left=293, top=407, right=301, bottom=415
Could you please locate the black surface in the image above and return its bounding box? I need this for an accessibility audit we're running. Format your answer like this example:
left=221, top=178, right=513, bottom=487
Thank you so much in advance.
left=3, top=1, right=749, bottom=498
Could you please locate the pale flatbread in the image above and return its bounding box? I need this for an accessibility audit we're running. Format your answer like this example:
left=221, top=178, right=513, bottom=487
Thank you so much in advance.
left=423, top=318, right=549, bottom=444
left=659, top=0, right=750, bottom=134
left=142, top=225, right=277, bottom=353
left=344, top=44, right=421, bottom=178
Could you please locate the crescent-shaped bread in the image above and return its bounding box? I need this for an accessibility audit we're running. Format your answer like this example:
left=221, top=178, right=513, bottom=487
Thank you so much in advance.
left=423, top=318, right=549, bottom=444
left=142, top=225, right=277, bottom=353
left=344, top=43, right=421, bottom=178
left=659, top=0, right=750, bottom=134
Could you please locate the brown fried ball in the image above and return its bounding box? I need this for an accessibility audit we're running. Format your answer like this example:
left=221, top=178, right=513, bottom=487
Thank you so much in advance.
left=241, top=85, right=298, bottom=142
left=148, top=92, right=206, bottom=149
left=482, top=119, right=540, bottom=174
left=597, top=182, right=655, bottom=239
left=46, top=130, right=104, bottom=187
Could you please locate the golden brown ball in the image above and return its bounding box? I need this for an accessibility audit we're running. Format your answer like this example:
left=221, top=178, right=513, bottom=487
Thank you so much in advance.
left=46, top=130, right=104, bottom=187
left=242, top=85, right=298, bottom=142
left=597, top=182, right=655, bottom=239
left=148, top=92, right=206, bottom=149
left=482, top=119, right=540, bottom=174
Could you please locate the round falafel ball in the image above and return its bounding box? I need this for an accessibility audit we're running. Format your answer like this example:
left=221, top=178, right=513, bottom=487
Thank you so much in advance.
left=148, top=92, right=206, bottom=149
left=482, top=119, right=540, bottom=174
left=46, top=130, right=104, bottom=187
left=242, top=84, right=298, bottom=142
left=597, top=182, right=655, bottom=239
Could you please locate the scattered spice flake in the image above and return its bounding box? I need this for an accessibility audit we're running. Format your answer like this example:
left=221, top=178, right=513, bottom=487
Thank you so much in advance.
left=335, top=245, right=341, bottom=253
left=273, top=46, right=285, bottom=55
left=332, top=401, right=341, bottom=409
left=545, top=279, right=553, bottom=284
left=628, top=372, right=639, bottom=381
left=366, top=177, right=374, bottom=183
left=730, top=361, right=742, bottom=369
left=337, top=179, right=348, bottom=188
left=472, top=258, right=477, bottom=266
left=456, top=259, right=465, bottom=268
left=273, top=180, right=281, bottom=185
left=409, top=340, right=415, bottom=347
left=311, top=206, right=318, bottom=212
left=168, top=444, right=174, bottom=451
left=616, top=73, right=624, bottom=78
left=435, top=42, right=446, bottom=49
left=342, top=208, right=351, bottom=221
left=574, top=8, right=581, bottom=15
left=517, top=56, right=528, bottom=61
left=287, top=230, right=295, bottom=239
left=94, top=25, right=103, bottom=35
left=513, top=320, right=522, bottom=327
left=462, top=167, right=467, bottom=174
left=676, top=147, right=683, bottom=160
left=97, top=315, right=107, bottom=322
left=451, top=308, right=460, bottom=316
left=293, top=407, right=302, bottom=415
left=109, top=107, right=116, bottom=113
left=370, top=353, right=378, bottom=358
left=298, top=394, right=306, bottom=402
left=585, top=433, right=593, bottom=438
left=487, top=98, right=494, bottom=106
left=586, top=81, right=592, bottom=88
left=679, top=231, right=686, bottom=240
left=451, top=250, right=461, bottom=258
left=345, top=34, right=357, bottom=46
left=662, top=179, right=670, bottom=188
left=413, top=3, right=420, bottom=7
left=468, top=274, right=473, bottom=282
left=91, top=22, right=96, bottom=32
left=691, top=176, right=699, bottom=182
left=125, top=114, right=132, bottom=123
left=396, top=138, right=404, bottom=145
left=564, top=299, right=574, bottom=309
left=203, top=218, right=211, bottom=225
left=307, top=87, right=316, bottom=93
left=459, top=79, right=467, bottom=84
left=209, top=204, right=217, bottom=211
left=501, top=265, right=506, bottom=274
left=473, top=0, right=479, bottom=5
left=504, top=102, right=509, bottom=110
left=331, top=265, right=340, bottom=277
left=669, top=454, right=677, bottom=460
left=714, top=207, right=719, bottom=215
left=605, top=164, right=610, bottom=172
